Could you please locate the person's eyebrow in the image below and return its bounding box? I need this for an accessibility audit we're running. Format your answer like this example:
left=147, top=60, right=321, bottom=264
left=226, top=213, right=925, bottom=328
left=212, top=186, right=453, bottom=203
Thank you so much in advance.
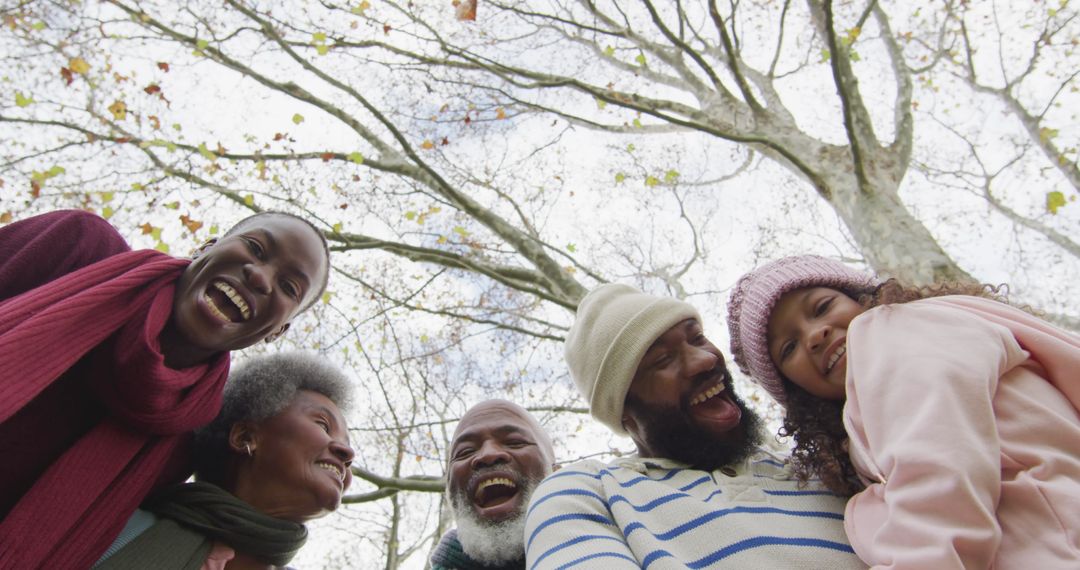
left=308, top=404, right=351, bottom=443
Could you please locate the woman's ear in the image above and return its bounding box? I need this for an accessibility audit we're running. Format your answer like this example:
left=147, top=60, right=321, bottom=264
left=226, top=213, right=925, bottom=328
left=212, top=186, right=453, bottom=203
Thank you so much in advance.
left=264, top=322, right=291, bottom=343
left=228, top=421, right=258, bottom=456
left=191, top=238, right=218, bottom=259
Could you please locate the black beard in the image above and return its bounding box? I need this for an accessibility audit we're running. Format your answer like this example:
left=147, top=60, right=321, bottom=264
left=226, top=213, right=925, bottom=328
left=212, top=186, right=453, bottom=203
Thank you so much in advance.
left=626, top=390, right=763, bottom=470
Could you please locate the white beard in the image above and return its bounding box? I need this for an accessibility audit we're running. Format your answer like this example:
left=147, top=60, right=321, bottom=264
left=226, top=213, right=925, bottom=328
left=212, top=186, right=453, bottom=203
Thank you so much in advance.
left=454, top=508, right=528, bottom=566
left=449, top=477, right=539, bottom=566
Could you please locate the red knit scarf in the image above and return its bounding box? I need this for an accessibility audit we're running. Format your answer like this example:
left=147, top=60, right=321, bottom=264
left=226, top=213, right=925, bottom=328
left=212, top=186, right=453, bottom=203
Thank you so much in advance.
left=0, top=250, right=230, bottom=569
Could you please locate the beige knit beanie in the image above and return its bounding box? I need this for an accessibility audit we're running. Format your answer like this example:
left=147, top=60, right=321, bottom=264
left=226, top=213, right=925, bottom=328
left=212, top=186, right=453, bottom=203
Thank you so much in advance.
left=564, top=283, right=701, bottom=435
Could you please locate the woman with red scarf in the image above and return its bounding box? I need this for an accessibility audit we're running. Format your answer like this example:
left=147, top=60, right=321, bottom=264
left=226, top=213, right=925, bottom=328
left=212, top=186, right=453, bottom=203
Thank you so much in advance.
left=0, top=210, right=330, bottom=569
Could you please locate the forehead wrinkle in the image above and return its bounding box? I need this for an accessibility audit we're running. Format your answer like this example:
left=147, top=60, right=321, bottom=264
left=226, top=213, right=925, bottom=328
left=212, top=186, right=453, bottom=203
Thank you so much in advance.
left=452, top=424, right=531, bottom=447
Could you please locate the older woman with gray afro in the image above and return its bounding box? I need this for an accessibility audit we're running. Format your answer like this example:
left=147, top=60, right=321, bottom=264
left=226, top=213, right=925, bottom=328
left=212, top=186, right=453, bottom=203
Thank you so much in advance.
left=95, top=352, right=355, bottom=570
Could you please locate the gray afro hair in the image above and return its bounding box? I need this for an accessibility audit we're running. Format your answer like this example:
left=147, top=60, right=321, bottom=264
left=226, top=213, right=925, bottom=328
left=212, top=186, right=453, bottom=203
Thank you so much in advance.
left=194, top=351, right=353, bottom=484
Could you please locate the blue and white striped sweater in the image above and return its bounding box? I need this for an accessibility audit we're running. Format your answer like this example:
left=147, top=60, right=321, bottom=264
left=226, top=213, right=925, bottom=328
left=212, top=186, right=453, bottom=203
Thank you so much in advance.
left=524, top=448, right=866, bottom=569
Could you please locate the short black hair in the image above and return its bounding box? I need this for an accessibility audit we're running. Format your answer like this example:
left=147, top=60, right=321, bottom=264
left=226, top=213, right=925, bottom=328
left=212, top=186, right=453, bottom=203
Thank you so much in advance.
left=224, top=211, right=331, bottom=311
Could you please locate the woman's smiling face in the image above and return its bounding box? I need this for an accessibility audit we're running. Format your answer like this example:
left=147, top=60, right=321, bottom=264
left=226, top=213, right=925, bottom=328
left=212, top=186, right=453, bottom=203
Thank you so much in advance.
left=167, top=215, right=327, bottom=364
left=237, top=390, right=355, bottom=522
left=767, top=287, right=865, bottom=400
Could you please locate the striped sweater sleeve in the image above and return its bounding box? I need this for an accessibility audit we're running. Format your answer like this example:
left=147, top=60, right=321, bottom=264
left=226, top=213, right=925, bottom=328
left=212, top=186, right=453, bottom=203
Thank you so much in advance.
left=525, top=461, right=641, bottom=569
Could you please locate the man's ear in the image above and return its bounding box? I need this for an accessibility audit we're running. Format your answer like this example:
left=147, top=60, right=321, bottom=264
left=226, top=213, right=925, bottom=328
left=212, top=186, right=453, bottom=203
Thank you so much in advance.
left=191, top=238, right=218, bottom=259
left=621, top=411, right=639, bottom=438
left=228, top=421, right=258, bottom=456
left=264, top=322, right=290, bottom=343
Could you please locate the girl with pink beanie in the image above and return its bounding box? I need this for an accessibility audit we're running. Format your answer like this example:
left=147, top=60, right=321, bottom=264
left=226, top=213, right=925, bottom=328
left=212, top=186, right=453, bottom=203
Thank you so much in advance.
left=726, top=255, right=1080, bottom=569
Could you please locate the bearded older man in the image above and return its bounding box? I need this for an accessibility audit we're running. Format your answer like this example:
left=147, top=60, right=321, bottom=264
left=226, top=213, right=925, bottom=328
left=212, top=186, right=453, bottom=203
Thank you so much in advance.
left=431, top=400, right=556, bottom=570
left=524, top=284, right=865, bottom=569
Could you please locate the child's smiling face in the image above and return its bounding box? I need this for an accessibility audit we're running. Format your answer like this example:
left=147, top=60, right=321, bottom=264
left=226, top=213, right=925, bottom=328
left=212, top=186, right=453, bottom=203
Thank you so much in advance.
left=766, top=287, right=865, bottom=400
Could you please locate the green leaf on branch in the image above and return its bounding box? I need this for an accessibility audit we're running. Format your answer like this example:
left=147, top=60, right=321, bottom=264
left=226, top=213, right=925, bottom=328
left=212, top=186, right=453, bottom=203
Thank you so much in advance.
left=316, top=44, right=329, bottom=56
left=347, top=151, right=364, bottom=164
left=644, top=175, right=659, bottom=187
left=595, top=97, right=607, bottom=110
left=312, top=32, right=327, bottom=43
left=404, top=210, right=416, bottom=221
left=566, top=243, right=577, bottom=252
left=635, top=53, right=647, bottom=66
left=1046, top=191, right=1066, bottom=214
left=101, top=191, right=114, bottom=203
left=452, top=226, right=468, bottom=237
left=820, top=48, right=831, bottom=62
left=163, top=201, right=180, bottom=210
left=632, top=118, right=642, bottom=128
left=102, top=206, right=114, bottom=219
left=242, top=194, right=254, bottom=206
left=292, top=113, right=304, bottom=124
left=614, top=172, right=626, bottom=184
left=843, top=27, right=861, bottom=46
left=30, top=165, right=65, bottom=187
left=603, top=45, right=615, bottom=57
left=332, top=222, right=343, bottom=233
left=154, top=241, right=170, bottom=253
left=664, top=169, right=679, bottom=183
left=1039, top=127, right=1059, bottom=143
left=351, top=1, right=371, bottom=15
left=15, top=92, right=34, bottom=107
left=197, top=142, right=217, bottom=161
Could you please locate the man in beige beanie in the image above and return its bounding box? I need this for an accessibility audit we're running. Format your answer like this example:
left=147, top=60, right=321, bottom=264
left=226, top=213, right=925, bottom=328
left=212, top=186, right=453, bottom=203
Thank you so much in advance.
left=524, top=284, right=865, bottom=569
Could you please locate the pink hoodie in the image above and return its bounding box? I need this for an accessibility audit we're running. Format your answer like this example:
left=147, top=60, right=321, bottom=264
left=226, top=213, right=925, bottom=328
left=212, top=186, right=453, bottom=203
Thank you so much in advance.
left=842, top=295, right=1080, bottom=569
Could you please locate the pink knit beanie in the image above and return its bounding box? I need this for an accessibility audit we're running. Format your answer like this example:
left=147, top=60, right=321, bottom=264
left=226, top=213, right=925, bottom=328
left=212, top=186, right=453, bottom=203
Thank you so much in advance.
left=726, top=255, right=876, bottom=405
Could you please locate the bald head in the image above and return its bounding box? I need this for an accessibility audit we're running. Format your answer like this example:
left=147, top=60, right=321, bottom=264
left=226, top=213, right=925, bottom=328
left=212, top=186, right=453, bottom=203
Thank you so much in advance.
left=451, top=399, right=554, bottom=464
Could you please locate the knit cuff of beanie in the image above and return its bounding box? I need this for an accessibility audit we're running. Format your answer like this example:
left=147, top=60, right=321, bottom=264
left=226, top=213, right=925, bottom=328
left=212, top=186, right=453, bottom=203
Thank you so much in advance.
left=726, top=255, right=876, bottom=405
left=565, top=284, right=700, bottom=435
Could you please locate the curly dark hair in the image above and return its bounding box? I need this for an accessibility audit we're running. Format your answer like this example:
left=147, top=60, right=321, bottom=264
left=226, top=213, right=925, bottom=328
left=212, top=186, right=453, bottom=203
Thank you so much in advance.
left=779, top=278, right=1010, bottom=496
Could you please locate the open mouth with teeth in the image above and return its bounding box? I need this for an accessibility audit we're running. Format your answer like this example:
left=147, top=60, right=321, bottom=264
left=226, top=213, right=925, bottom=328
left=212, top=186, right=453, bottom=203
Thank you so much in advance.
left=687, top=376, right=741, bottom=430
left=825, top=342, right=847, bottom=374
left=315, top=461, right=346, bottom=488
left=204, top=281, right=251, bottom=323
left=471, top=476, right=521, bottom=519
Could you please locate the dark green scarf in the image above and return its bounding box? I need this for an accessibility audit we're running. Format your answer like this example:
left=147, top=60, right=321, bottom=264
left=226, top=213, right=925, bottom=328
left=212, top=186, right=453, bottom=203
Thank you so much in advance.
left=430, top=529, right=525, bottom=570
left=98, top=482, right=308, bottom=570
